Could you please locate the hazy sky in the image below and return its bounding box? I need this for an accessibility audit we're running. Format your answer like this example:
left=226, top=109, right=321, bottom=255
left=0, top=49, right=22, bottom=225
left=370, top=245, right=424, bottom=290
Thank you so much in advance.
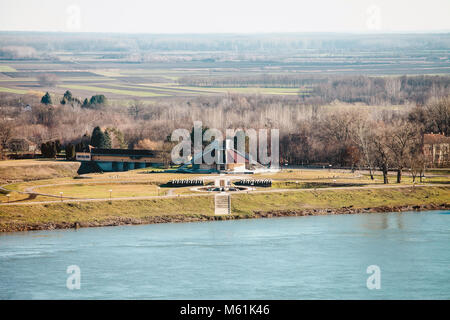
left=1, top=0, right=449, bottom=33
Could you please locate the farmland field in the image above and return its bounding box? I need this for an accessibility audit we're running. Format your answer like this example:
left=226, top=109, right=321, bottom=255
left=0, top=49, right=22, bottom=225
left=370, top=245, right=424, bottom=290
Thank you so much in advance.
left=1, top=32, right=449, bottom=100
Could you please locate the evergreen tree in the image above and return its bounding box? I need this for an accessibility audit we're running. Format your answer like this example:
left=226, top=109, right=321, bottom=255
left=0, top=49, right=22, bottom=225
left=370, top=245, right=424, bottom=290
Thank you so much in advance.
left=91, top=127, right=107, bottom=148
left=89, top=94, right=106, bottom=105
left=61, top=90, right=73, bottom=105
left=40, top=141, right=57, bottom=158
left=41, top=92, right=52, bottom=105
left=104, top=130, right=112, bottom=149
left=65, top=143, right=76, bottom=160
left=63, top=90, right=73, bottom=101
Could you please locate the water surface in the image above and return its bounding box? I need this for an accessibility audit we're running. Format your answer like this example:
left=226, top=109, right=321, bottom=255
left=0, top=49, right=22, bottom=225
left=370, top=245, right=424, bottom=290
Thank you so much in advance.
left=0, top=211, right=449, bottom=299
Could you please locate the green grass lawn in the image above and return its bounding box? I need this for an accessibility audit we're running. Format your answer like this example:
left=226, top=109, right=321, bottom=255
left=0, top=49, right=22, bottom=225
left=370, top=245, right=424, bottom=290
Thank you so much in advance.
left=0, top=86, right=28, bottom=94
left=0, top=159, right=80, bottom=184
left=231, top=186, right=450, bottom=215
left=0, top=65, right=17, bottom=72
left=35, top=182, right=164, bottom=198
left=0, top=186, right=448, bottom=232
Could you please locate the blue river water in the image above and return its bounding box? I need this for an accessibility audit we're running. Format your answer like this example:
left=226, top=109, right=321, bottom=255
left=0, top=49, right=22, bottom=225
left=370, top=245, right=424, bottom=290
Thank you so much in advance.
left=0, top=210, right=449, bottom=299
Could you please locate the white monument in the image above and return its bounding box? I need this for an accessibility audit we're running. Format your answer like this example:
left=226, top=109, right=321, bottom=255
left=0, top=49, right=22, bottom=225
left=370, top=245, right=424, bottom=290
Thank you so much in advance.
left=214, top=193, right=231, bottom=215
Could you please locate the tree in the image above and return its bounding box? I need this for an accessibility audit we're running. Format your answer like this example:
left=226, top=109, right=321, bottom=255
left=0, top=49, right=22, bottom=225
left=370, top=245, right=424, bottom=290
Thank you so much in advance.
left=161, top=141, right=174, bottom=168
left=41, top=92, right=52, bottom=105
left=371, top=124, right=392, bottom=184
left=134, top=139, right=160, bottom=150
left=105, top=128, right=127, bottom=149
left=37, top=74, right=60, bottom=87
left=90, top=127, right=112, bottom=149
left=103, top=130, right=112, bottom=149
left=352, top=118, right=376, bottom=179
left=63, top=90, right=73, bottom=101
left=89, top=95, right=106, bottom=106
left=385, top=77, right=402, bottom=103
left=90, top=126, right=106, bottom=148
left=280, top=132, right=310, bottom=165
left=61, top=90, right=73, bottom=105
left=425, top=96, right=450, bottom=135
left=128, top=100, right=144, bottom=119
left=40, top=141, right=57, bottom=158
left=408, top=145, right=426, bottom=183
left=65, top=143, right=76, bottom=160
left=386, top=121, right=421, bottom=183
left=0, top=120, right=13, bottom=150
left=82, top=95, right=106, bottom=109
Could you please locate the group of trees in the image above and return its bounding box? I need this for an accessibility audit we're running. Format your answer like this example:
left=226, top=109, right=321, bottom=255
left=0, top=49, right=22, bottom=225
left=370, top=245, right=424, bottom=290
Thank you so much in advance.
left=82, top=95, right=107, bottom=109
left=1, top=83, right=449, bottom=181
left=40, top=140, right=61, bottom=158
left=2, top=33, right=449, bottom=55
left=279, top=97, right=450, bottom=183
left=39, top=91, right=106, bottom=109
left=90, top=126, right=112, bottom=149
left=180, top=75, right=450, bottom=106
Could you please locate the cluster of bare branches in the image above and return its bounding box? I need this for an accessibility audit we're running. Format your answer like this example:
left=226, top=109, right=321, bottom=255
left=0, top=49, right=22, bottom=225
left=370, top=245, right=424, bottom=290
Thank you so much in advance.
left=0, top=91, right=449, bottom=183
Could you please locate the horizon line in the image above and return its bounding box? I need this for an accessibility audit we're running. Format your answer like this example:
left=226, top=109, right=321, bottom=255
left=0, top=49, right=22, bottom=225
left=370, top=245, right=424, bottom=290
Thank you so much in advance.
left=1, top=30, right=450, bottom=36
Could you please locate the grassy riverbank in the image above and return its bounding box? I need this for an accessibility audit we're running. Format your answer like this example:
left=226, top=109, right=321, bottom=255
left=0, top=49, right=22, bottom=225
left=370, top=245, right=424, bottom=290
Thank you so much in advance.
left=0, top=185, right=448, bottom=232
left=0, top=159, right=80, bottom=183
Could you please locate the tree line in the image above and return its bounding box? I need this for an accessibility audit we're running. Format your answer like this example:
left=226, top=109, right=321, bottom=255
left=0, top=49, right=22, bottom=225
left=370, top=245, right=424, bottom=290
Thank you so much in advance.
left=1, top=88, right=449, bottom=182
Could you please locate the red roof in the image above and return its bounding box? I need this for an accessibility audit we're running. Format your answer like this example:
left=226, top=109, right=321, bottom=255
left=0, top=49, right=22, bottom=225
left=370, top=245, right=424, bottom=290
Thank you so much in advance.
left=424, top=133, right=450, bottom=145
left=226, top=149, right=249, bottom=163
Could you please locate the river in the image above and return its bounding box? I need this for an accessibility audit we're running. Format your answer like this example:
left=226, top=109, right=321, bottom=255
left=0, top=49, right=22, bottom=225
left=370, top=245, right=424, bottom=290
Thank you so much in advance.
left=0, top=210, right=449, bottom=299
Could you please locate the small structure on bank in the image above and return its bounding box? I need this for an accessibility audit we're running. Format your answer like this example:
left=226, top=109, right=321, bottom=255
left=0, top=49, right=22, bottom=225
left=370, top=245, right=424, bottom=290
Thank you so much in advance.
left=214, top=192, right=231, bottom=215
left=76, top=148, right=163, bottom=173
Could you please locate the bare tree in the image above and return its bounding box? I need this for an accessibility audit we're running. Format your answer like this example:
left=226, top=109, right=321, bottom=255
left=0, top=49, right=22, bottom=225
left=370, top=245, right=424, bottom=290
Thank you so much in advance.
left=386, top=120, right=421, bottom=183
left=385, top=77, right=401, bottom=103
left=128, top=100, right=144, bottom=120
left=371, top=124, right=392, bottom=184
left=352, top=117, right=376, bottom=179
left=37, top=74, right=60, bottom=87
left=408, top=148, right=426, bottom=183
left=0, top=120, right=14, bottom=159
left=0, top=120, right=14, bottom=148
left=161, top=141, right=174, bottom=168
left=425, top=96, right=450, bottom=136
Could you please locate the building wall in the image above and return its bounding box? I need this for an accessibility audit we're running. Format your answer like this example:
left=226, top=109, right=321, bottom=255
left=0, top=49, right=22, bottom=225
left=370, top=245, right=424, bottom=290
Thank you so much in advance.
left=91, top=155, right=162, bottom=163
left=424, top=143, right=450, bottom=167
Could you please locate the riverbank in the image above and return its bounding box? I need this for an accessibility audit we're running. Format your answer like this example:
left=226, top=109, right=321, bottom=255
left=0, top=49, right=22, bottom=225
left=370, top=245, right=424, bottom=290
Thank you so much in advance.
left=0, top=186, right=448, bottom=232
left=0, top=159, right=80, bottom=184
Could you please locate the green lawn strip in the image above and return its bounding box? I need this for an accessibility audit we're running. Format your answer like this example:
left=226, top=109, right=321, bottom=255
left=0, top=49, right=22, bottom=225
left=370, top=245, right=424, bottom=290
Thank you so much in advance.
left=0, top=65, right=17, bottom=72
left=57, top=84, right=170, bottom=97
left=231, top=186, right=450, bottom=215
left=35, top=183, right=160, bottom=198
left=0, top=186, right=448, bottom=231
left=0, top=86, right=28, bottom=94
left=0, top=196, right=215, bottom=228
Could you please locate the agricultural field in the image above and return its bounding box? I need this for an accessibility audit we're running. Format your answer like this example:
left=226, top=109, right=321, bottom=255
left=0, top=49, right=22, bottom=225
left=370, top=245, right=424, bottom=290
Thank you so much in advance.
left=1, top=37, right=449, bottom=101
